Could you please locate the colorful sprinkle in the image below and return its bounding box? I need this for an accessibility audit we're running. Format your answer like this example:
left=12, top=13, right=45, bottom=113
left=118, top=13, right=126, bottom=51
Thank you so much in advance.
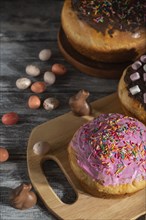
left=72, top=0, right=145, bottom=33
left=70, top=113, right=146, bottom=186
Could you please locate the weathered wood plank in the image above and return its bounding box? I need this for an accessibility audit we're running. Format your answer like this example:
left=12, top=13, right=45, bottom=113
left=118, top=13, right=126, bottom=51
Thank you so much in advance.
left=0, top=159, right=76, bottom=220
left=0, top=0, right=64, bottom=42
left=0, top=42, right=118, bottom=91
left=0, top=40, right=118, bottom=156
left=0, top=0, right=145, bottom=219
left=0, top=160, right=145, bottom=220
left=0, top=160, right=57, bottom=220
left=0, top=92, right=114, bottom=157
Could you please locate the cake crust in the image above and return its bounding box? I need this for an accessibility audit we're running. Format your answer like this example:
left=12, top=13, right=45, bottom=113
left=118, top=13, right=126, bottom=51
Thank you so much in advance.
left=61, top=0, right=146, bottom=63
left=68, top=145, right=146, bottom=196
left=68, top=114, right=146, bottom=197
left=118, top=68, right=146, bottom=125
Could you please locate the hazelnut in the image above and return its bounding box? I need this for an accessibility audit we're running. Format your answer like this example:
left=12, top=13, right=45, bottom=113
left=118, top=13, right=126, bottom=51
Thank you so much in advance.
left=39, top=49, right=52, bottom=61
left=43, top=71, right=56, bottom=86
left=28, top=95, right=41, bottom=109
left=26, top=65, right=41, bottom=77
left=43, top=97, right=60, bottom=111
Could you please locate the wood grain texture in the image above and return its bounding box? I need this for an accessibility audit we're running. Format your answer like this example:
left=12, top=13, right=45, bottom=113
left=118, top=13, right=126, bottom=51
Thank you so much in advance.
left=27, top=93, right=146, bottom=220
left=0, top=0, right=145, bottom=219
left=0, top=40, right=118, bottom=156
left=0, top=160, right=73, bottom=220
left=0, top=0, right=63, bottom=42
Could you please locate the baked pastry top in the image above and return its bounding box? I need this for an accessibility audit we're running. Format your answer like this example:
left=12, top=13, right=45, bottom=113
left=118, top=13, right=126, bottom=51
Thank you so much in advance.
left=72, top=0, right=145, bottom=36
left=61, top=0, right=146, bottom=63
left=69, top=113, right=146, bottom=187
left=124, top=54, right=146, bottom=110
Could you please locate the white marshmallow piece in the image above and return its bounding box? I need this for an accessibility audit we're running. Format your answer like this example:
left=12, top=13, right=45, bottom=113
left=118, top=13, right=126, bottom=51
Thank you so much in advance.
left=129, top=85, right=141, bottom=95
left=143, top=73, right=146, bottom=82
left=144, top=93, right=146, bottom=104
left=130, top=72, right=140, bottom=81
left=140, top=55, right=146, bottom=63
left=143, top=64, right=146, bottom=72
left=131, top=61, right=142, bottom=70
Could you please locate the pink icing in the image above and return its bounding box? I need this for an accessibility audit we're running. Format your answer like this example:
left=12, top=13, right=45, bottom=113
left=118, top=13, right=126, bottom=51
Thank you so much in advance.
left=70, top=113, right=146, bottom=186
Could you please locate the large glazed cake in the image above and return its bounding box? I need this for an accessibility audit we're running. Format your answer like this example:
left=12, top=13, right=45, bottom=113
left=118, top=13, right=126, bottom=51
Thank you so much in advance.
left=118, top=54, right=146, bottom=124
left=68, top=113, right=146, bottom=197
left=61, top=0, right=146, bottom=63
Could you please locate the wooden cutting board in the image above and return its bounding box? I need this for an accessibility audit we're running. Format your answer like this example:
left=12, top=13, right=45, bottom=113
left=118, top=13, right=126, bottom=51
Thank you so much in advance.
left=27, top=93, right=146, bottom=220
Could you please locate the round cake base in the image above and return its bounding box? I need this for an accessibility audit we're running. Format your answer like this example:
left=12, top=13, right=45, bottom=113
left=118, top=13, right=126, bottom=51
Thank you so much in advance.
left=57, top=27, right=132, bottom=79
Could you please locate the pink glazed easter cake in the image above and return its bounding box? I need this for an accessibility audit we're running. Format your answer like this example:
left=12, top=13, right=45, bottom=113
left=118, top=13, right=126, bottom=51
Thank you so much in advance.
left=68, top=113, right=146, bottom=197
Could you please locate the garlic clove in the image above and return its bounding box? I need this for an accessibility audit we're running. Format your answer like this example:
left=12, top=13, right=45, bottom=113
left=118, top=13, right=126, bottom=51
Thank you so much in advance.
left=10, top=183, right=37, bottom=210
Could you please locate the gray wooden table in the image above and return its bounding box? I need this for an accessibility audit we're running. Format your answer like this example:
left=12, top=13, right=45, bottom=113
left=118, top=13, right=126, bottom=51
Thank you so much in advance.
left=0, top=1, right=145, bottom=219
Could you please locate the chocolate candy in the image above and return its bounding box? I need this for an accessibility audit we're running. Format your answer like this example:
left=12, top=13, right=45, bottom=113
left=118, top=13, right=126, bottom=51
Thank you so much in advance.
left=69, top=90, right=91, bottom=116
left=26, top=65, right=41, bottom=77
left=10, top=183, right=37, bottom=210
left=28, top=95, right=41, bottom=109
left=16, top=78, right=31, bottom=90
left=39, top=49, right=52, bottom=61
left=51, top=63, right=67, bottom=75
left=43, top=71, right=56, bottom=86
left=2, top=112, right=19, bottom=125
left=31, top=82, right=46, bottom=94
left=43, top=97, right=60, bottom=111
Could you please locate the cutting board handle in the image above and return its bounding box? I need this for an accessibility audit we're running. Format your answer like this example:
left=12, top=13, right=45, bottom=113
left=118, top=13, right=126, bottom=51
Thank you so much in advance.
left=28, top=155, right=74, bottom=219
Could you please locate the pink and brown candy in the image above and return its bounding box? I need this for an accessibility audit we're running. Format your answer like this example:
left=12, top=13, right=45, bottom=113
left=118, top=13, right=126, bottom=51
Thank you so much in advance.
left=124, top=54, right=146, bottom=107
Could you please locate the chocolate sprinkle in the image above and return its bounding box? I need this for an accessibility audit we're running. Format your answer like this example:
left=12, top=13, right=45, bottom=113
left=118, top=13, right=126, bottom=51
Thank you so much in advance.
left=124, top=54, right=146, bottom=110
left=72, top=0, right=146, bottom=35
